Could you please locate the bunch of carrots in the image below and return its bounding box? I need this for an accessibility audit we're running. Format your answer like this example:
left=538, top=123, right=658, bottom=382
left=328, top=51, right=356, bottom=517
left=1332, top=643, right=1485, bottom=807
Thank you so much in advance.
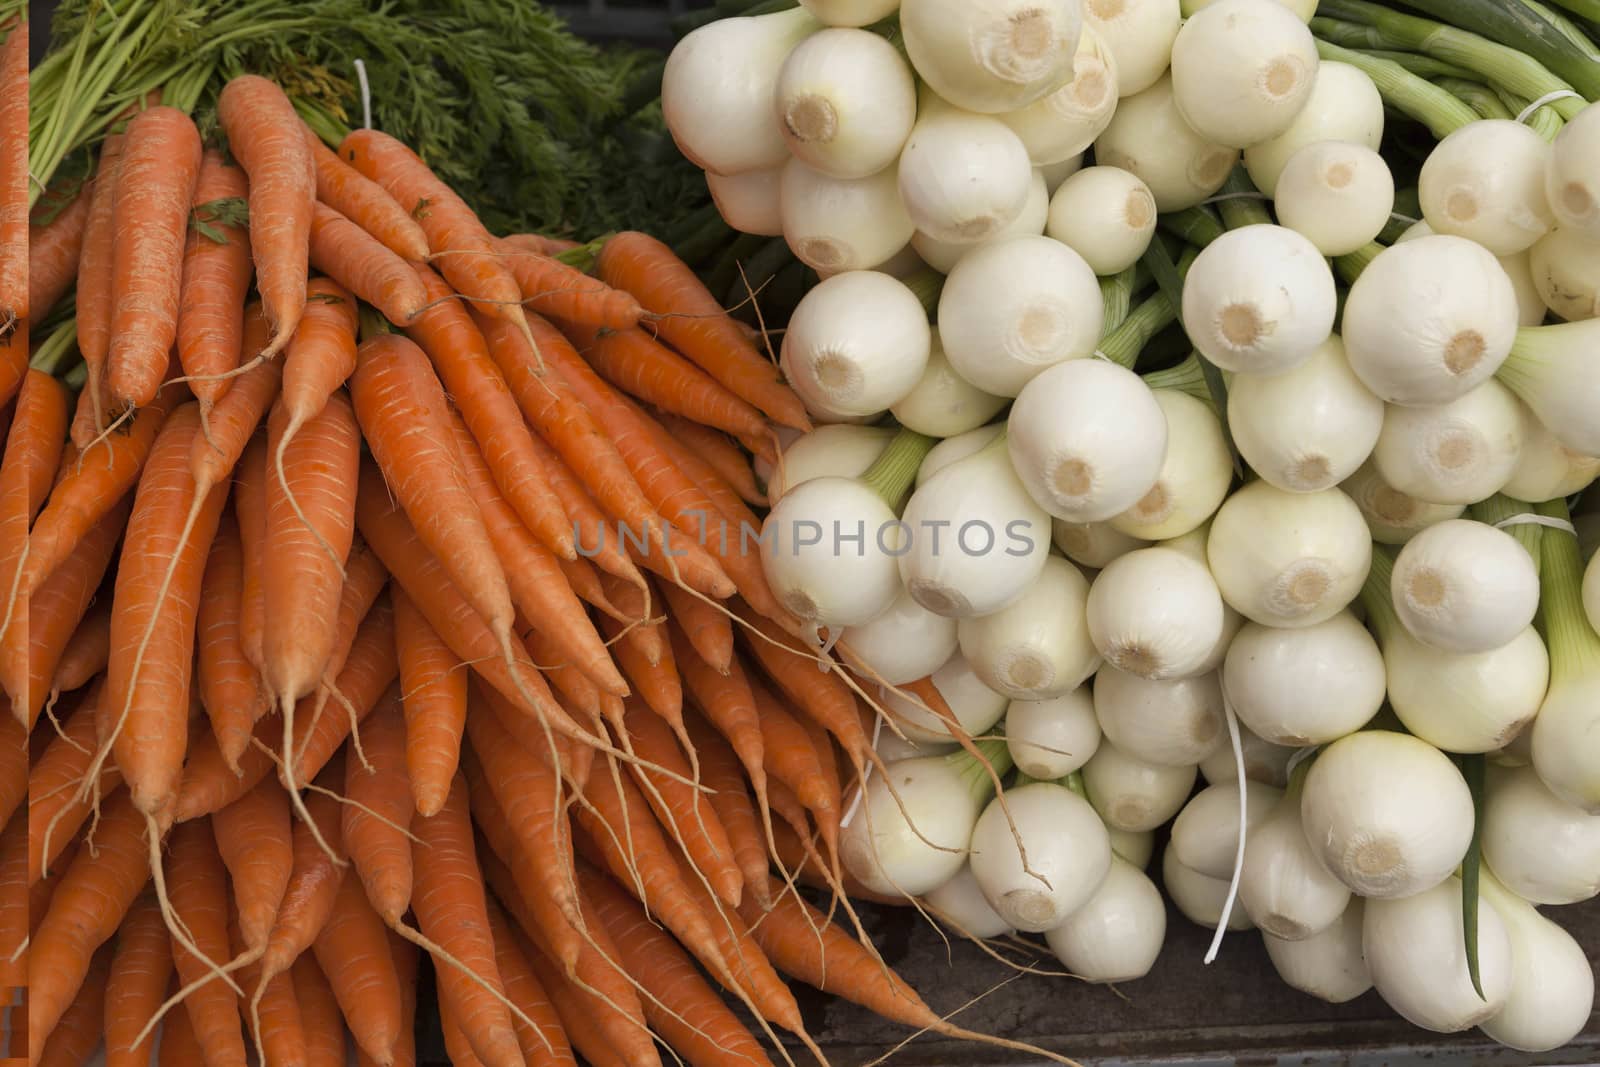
left=2, top=33, right=1067, bottom=1067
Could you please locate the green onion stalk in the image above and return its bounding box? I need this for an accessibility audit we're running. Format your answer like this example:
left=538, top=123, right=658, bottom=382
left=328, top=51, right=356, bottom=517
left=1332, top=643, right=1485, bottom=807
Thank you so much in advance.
left=1312, top=39, right=1481, bottom=138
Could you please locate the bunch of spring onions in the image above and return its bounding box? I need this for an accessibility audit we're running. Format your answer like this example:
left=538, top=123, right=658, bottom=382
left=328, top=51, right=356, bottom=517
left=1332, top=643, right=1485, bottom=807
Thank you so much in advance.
left=669, top=0, right=1600, bottom=1052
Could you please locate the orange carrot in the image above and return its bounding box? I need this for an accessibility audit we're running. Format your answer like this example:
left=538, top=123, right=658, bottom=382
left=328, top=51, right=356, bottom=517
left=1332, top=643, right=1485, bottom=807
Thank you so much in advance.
left=218, top=75, right=316, bottom=358
left=440, top=997, right=488, bottom=1067
left=261, top=788, right=346, bottom=981
left=662, top=581, right=735, bottom=675
left=292, top=954, right=348, bottom=1067
left=0, top=810, right=23, bottom=983
left=685, top=713, right=772, bottom=911
left=189, top=304, right=282, bottom=490
left=213, top=778, right=292, bottom=953
left=312, top=868, right=405, bottom=1065
left=39, top=944, right=111, bottom=1067
left=27, top=687, right=119, bottom=885
left=0, top=20, right=26, bottom=327
left=484, top=899, right=576, bottom=1067
left=106, top=106, right=202, bottom=411
left=501, top=233, right=581, bottom=256
left=745, top=672, right=836, bottom=830
left=341, top=695, right=413, bottom=924
left=496, top=237, right=643, bottom=331
left=392, top=585, right=466, bottom=818
left=597, top=231, right=810, bottom=431
left=657, top=412, right=768, bottom=504
left=742, top=609, right=869, bottom=769
left=105, top=892, right=173, bottom=1067
left=671, top=631, right=767, bottom=804
left=316, top=536, right=388, bottom=689
left=384, top=930, right=420, bottom=1067
left=0, top=323, right=23, bottom=412
left=305, top=128, right=429, bottom=262
left=196, top=511, right=265, bottom=769
left=74, top=129, right=129, bottom=439
left=176, top=147, right=252, bottom=416
left=309, top=201, right=428, bottom=324
left=28, top=177, right=93, bottom=321
left=0, top=371, right=71, bottom=649
left=155, top=982, right=202, bottom=1067
left=166, top=818, right=248, bottom=1067
left=528, top=431, right=643, bottom=590
left=235, top=433, right=269, bottom=675
left=511, top=922, right=630, bottom=1067
left=171, top=713, right=279, bottom=823
left=47, top=597, right=112, bottom=695
left=236, top=944, right=306, bottom=1067
left=602, top=612, right=680, bottom=726
left=286, top=603, right=398, bottom=787
left=278, top=277, right=358, bottom=434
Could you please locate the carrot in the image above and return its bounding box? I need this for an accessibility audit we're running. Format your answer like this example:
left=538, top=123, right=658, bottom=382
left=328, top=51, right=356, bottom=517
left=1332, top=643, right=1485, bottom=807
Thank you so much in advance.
left=484, top=900, right=576, bottom=1067
left=392, top=585, right=466, bottom=818
left=171, top=698, right=279, bottom=824
left=74, top=130, right=130, bottom=439
left=685, top=713, right=772, bottom=912
left=672, top=632, right=767, bottom=805
left=195, top=512, right=264, bottom=769
left=189, top=305, right=282, bottom=490
left=502, top=233, right=581, bottom=256
left=564, top=319, right=769, bottom=444
left=106, top=106, right=202, bottom=411
left=741, top=609, right=870, bottom=770
left=657, top=412, right=768, bottom=503
left=165, top=818, right=248, bottom=1067
left=28, top=177, right=93, bottom=321
left=176, top=147, right=252, bottom=417
left=38, top=945, right=111, bottom=1067
left=27, top=687, right=120, bottom=885
left=745, top=672, right=836, bottom=830
left=511, top=923, right=631, bottom=1067
left=338, top=129, right=529, bottom=336
left=291, top=955, right=348, bottom=1067
left=521, top=628, right=606, bottom=728
left=583, top=865, right=777, bottom=1067
left=384, top=930, right=420, bottom=1067
left=341, top=695, right=413, bottom=924
left=278, top=277, right=358, bottom=437
left=261, top=787, right=345, bottom=981
left=156, top=983, right=203, bottom=1067
left=286, top=604, right=398, bottom=788
left=235, top=434, right=269, bottom=675
left=350, top=333, right=515, bottom=647
left=218, top=75, right=316, bottom=359
left=0, top=810, right=23, bottom=986
left=406, top=773, right=523, bottom=1067
left=309, top=201, right=428, bottom=324
left=312, top=869, right=405, bottom=1065
left=314, top=536, right=387, bottom=691
left=47, top=597, right=112, bottom=695
left=404, top=264, right=574, bottom=561
left=0, top=323, right=24, bottom=412
left=440, top=997, right=488, bottom=1067
left=445, top=409, right=620, bottom=694
left=0, top=714, right=21, bottom=831
left=603, top=612, right=680, bottom=726
left=236, top=944, right=305, bottom=1067
left=105, top=892, right=173, bottom=1067
left=0, top=19, right=26, bottom=328
left=597, top=231, right=810, bottom=431
left=213, top=778, right=292, bottom=953
left=0, top=370, right=71, bottom=690
left=29, top=790, right=152, bottom=1053
left=662, top=581, right=735, bottom=675
left=523, top=428, right=644, bottom=590
left=100, top=404, right=229, bottom=827
left=496, top=236, right=643, bottom=331
left=556, top=555, right=622, bottom=622
left=305, top=128, right=429, bottom=262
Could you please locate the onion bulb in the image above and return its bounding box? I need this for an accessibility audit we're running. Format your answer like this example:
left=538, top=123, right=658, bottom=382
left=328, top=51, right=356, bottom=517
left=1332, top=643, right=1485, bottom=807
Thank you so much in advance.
left=843, top=586, right=960, bottom=687
left=1162, top=844, right=1255, bottom=931
left=779, top=270, right=930, bottom=419
left=924, top=863, right=1011, bottom=938
left=759, top=476, right=903, bottom=634
left=1240, top=786, right=1352, bottom=940
left=1082, top=0, right=1180, bottom=97
left=1481, top=763, right=1600, bottom=906
left=1051, top=519, right=1148, bottom=569
left=774, top=28, right=917, bottom=180
left=1263, top=901, right=1372, bottom=1004
left=1181, top=225, right=1336, bottom=375
left=1170, top=780, right=1282, bottom=880
left=1093, top=667, right=1224, bottom=767
left=969, top=781, right=1111, bottom=932
left=1419, top=120, right=1554, bottom=256
left=1005, top=688, right=1101, bottom=780
left=911, top=170, right=1048, bottom=275
left=1478, top=872, right=1596, bottom=1052
left=1244, top=61, right=1383, bottom=198
left=706, top=168, right=783, bottom=236
left=1169, top=0, right=1319, bottom=149
left=957, top=555, right=1099, bottom=699
left=1390, top=519, right=1539, bottom=653
left=1092, top=74, right=1238, bottom=212
left=899, top=0, right=1083, bottom=114
left=1362, top=877, right=1512, bottom=1032
left=1546, top=100, right=1600, bottom=240
left=1045, top=166, right=1158, bottom=277
left=1108, top=389, right=1232, bottom=540
left=780, top=158, right=916, bottom=275
left=890, top=333, right=1009, bottom=439
left=1082, top=740, right=1197, bottom=832
left=1527, top=226, right=1600, bottom=322
left=798, top=0, right=900, bottom=25
left=897, top=106, right=1033, bottom=245
left=917, top=425, right=1005, bottom=486
left=1340, top=458, right=1465, bottom=544
left=881, top=651, right=1007, bottom=745
left=1086, top=547, right=1226, bottom=679
left=1496, top=318, right=1600, bottom=456
left=1273, top=140, right=1394, bottom=257
left=1223, top=611, right=1385, bottom=746
left=1499, top=401, right=1600, bottom=503
left=996, top=27, right=1119, bottom=165
left=1371, top=380, right=1524, bottom=506
left=1044, top=856, right=1167, bottom=982
left=1200, top=722, right=1295, bottom=788
left=768, top=424, right=893, bottom=504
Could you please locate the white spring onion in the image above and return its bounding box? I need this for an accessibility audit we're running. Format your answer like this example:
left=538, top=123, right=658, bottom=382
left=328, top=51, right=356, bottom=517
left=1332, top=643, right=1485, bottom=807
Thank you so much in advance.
left=1110, top=828, right=1155, bottom=869
left=1272, top=141, right=1394, bottom=257
left=1044, top=855, right=1167, bottom=982
left=899, top=436, right=1053, bottom=617
left=1092, top=74, right=1239, bottom=212
left=1039, top=153, right=1085, bottom=194
left=1206, top=481, right=1371, bottom=628
left=768, top=424, right=893, bottom=504
left=843, top=585, right=960, bottom=687
left=1169, top=0, right=1319, bottom=149
left=1481, top=763, right=1600, bottom=906
left=1393, top=218, right=1548, bottom=328
left=1362, top=877, right=1513, bottom=1033
left=996, top=27, right=1119, bottom=165
left=1228, top=336, right=1384, bottom=494
left=1391, top=519, right=1540, bottom=653
left=1007, top=360, right=1167, bottom=520
left=1478, top=872, right=1596, bottom=1053
left=780, top=270, right=930, bottom=419
left=1109, top=390, right=1232, bottom=541
left=779, top=158, right=916, bottom=275
left=897, top=105, right=1034, bottom=245
left=1222, top=611, right=1385, bottom=746
left=881, top=650, right=1008, bottom=745
left=1082, top=0, right=1180, bottom=97
left=706, top=168, right=783, bottom=236
left=1082, top=740, right=1198, bottom=832
left=1502, top=403, right=1600, bottom=503
left=1372, top=380, right=1525, bottom=506
left=970, top=780, right=1111, bottom=931
left=1005, top=688, right=1101, bottom=780
left=1244, top=61, right=1383, bottom=198
left=1530, top=514, right=1600, bottom=813
left=1182, top=0, right=1316, bottom=17
left=1340, top=458, right=1465, bottom=544
left=662, top=9, right=820, bottom=175
left=1181, top=224, right=1336, bottom=375
left=1239, top=782, right=1352, bottom=940
left=1044, top=166, right=1157, bottom=276
left=1199, top=721, right=1294, bottom=788
left=797, top=0, right=900, bottom=26
left=774, top=28, right=917, bottom=180
left=1086, top=547, right=1226, bottom=679
left=899, top=0, right=1083, bottom=114
left=1546, top=100, right=1600, bottom=240
left=841, top=738, right=1010, bottom=896
left=1299, top=730, right=1475, bottom=898
left=1170, top=780, right=1282, bottom=880
left=1263, top=900, right=1372, bottom=1004
left=939, top=235, right=1104, bottom=398
left=1342, top=236, right=1520, bottom=406
left=917, top=424, right=1005, bottom=486
left=889, top=334, right=1009, bottom=439
left=1418, top=120, right=1554, bottom=256
left=1093, top=667, right=1224, bottom=767
left=1051, top=519, right=1148, bottom=569
left=875, top=730, right=953, bottom=763
left=759, top=429, right=934, bottom=636
left=958, top=555, right=1099, bottom=699
left=924, top=863, right=1012, bottom=938
left=911, top=170, right=1048, bottom=274
left=1161, top=844, right=1255, bottom=932
left=1527, top=226, right=1600, bottom=322
left=1496, top=318, right=1600, bottom=456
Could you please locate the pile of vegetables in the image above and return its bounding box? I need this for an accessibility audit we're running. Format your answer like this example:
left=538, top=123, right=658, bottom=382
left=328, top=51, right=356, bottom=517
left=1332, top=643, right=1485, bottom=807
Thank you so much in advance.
left=664, top=0, right=1600, bottom=1054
